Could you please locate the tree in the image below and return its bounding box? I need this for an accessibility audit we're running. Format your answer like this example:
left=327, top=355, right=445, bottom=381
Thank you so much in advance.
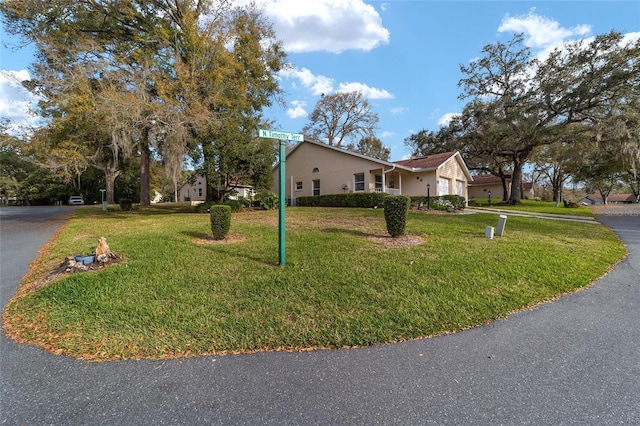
left=1, top=0, right=286, bottom=205
left=351, top=136, right=390, bottom=161
left=403, top=128, right=453, bottom=158
left=458, top=32, right=640, bottom=204
left=303, top=91, right=379, bottom=147
left=531, top=125, right=590, bottom=202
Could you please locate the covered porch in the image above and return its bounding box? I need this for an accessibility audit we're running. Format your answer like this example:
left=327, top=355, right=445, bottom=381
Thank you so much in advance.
left=367, top=167, right=404, bottom=195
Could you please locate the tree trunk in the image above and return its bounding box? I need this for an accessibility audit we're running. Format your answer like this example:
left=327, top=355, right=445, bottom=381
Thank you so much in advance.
left=104, top=167, right=119, bottom=204
left=509, top=158, right=525, bottom=205
left=140, top=135, right=150, bottom=206
left=501, top=178, right=509, bottom=202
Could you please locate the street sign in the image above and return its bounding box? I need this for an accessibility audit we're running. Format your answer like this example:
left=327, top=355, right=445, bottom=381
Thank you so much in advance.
left=257, top=128, right=304, bottom=266
left=258, top=129, right=304, bottom=142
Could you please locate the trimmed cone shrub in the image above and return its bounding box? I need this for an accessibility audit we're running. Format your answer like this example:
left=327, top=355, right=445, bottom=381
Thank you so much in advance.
left=384, top=195, right=411, bottom=237
left=210, top=205, right=232, bottom=240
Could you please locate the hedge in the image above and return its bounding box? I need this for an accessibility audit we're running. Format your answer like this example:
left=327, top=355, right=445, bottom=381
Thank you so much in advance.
left=296, top=192, right=387, bottom=208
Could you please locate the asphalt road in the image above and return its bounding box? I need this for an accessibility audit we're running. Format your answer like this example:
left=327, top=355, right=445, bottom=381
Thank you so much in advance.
left=1, top=206, right=638, bottom=425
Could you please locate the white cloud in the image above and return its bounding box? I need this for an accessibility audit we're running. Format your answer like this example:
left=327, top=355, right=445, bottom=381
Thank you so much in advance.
left=337, top=82, right=393, bottom=100
left=279, top=67, right=393, bottom=101
left=0, top=70, right=40, bottom=134
left=279, top=67, right=334, bottom=96
left=391, top=107, right=407, bottom=115
left=256, top=0, right=390, bottom=53
left=379, top=130, right=394, bottom=138
left=437, top=113, right=459, bottom=127
left=498, top=9, right=591, bottom=49
left=286, top=100, right=308, bottom=119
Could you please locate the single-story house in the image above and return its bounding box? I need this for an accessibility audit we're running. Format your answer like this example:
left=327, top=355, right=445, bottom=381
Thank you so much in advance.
left=468, top=174, right=534, bottom=200
left=579, top=193, right=637, bottom=205
left=271, top=139, right=473, bottom=204
left=178, top=175, right=254, bottom=203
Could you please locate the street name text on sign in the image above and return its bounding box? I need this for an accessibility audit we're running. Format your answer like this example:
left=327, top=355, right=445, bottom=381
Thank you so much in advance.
left=258, top=129, right=304, bottom=142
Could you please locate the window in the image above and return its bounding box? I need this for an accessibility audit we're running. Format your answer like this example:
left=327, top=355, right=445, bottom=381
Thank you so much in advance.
left=375, top=174, right=383, bottom=191
left=456, top=180, right=464, bottom=196
left=295, top=181, right=303, bottom=191
left=439, top=178, right=450, bottom=196
left=354, top=173, right=365, bottom=191
left=313, top=179, right=320, bottom=196
left=312, top=167, right=320, bottom=173
left=198, top=188, right=203, bottom=197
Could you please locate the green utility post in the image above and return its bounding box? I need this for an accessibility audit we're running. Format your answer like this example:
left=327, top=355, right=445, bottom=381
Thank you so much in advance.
left=258, top=129, right=304, bottom=266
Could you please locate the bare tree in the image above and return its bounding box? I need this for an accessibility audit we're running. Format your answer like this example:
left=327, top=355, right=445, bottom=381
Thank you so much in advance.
left=303, top=91, right=379, bottom=147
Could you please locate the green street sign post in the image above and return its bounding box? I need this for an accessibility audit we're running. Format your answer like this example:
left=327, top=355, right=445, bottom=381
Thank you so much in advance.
left=258, top=129, right=304, bottom=266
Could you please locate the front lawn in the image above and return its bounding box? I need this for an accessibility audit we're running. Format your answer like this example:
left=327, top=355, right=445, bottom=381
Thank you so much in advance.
left=4, top=205, right=625, bottom=360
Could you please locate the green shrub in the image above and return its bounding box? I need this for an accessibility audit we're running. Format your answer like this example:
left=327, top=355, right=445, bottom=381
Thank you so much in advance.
left=411, top=195, right=466, bottom=211
left=384, top=195, right=411, bottom=237
left=223, top=199, right=243, bottom=212
left=297, top=192, right=387, bottom=208
left=195, top=201, right=213, bottom=213
left=255, top=191, right=278, bottom=210
left=119, top=198, right=133, bottom=211
left=210, top=205, right=231, bottom=240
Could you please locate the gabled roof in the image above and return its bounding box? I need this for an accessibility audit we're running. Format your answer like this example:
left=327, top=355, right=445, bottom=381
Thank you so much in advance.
left=282, top=140, right=473, bottom=180
left=393, top=151, right=473, bottom=180
left=468, top=174, right=509, bottom=185
left=285, top=139, right=397, bottom=168
left=394, top=152, right=457, bottom=170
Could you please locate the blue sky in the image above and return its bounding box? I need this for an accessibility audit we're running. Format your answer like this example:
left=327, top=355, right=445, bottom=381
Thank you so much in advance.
left=1, top=0, right=639, bottom=160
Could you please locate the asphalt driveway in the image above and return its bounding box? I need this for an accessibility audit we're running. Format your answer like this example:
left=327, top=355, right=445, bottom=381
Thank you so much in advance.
left=1, top=206, right=638, bottom=425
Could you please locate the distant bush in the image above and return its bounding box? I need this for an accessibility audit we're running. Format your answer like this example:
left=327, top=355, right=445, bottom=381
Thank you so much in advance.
left=255, top=191, right=278, bottom=210
left=210, top=205, right=231, bottom=240
left=384, top=195, right=411, bottom=237
left=195, top=201, right=213, bottom=213
left=223, top=199, right=243, bottom=212
left=297, top=192, right=387, bottom=208
left=119, top=198, right=133, bottom=211
left=411, top=195, right=466, bottom=211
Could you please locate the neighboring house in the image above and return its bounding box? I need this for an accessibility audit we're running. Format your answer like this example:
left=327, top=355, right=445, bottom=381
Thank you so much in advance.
left=178, top=174, right=207, bottom=202
left=468, top=174, right=535, bottom=200
left=178, top=175, right=255, bottom=203
left=579, top=193, right=637, bottom=205
left=271, top=139, right=472, bottom=204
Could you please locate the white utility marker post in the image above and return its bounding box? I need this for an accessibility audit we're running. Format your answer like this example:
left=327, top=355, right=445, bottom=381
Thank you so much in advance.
left=257, top=129, right=304, bottom=266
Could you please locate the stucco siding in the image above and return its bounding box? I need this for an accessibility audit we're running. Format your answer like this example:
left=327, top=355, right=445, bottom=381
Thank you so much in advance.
left=272, top=141, right=471, bottom=201
left=272, top=142, right=386, bottom=198
left=468, top=183, right=505, bottom=200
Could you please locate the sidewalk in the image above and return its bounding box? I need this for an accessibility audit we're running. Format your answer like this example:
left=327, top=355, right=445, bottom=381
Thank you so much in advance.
left=465, top=207, right=599, bottom=223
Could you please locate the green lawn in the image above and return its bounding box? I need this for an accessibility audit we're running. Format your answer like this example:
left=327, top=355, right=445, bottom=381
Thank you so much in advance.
left=471, top=199, right=594, bottom=217
left=4, top=204, right=625, bottom=360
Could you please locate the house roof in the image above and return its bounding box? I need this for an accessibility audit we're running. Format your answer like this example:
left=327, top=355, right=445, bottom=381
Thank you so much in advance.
left=285, top=140, right=473, bottom=179
left=468, top=174, right=509, bottom=185
left=586, top=193, right=636, bottom=202
left=286, top=139, right=397, bottom=168
left=394, top=152, right=457, bottom=170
